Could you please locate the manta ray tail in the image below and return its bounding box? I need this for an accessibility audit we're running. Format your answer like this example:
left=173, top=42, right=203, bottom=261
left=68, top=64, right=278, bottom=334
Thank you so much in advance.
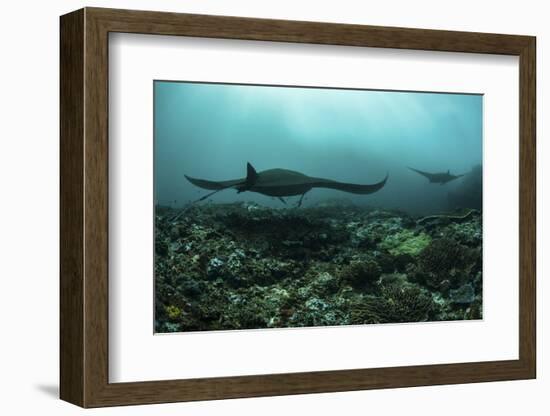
left=185, top=163, right=255, bottom=202
left=184, top=175, right=244, bottom=204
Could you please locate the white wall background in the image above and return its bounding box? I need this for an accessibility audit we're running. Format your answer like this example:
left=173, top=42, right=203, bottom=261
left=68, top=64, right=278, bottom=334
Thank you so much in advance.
left=0, top=0, right=545, bottom=414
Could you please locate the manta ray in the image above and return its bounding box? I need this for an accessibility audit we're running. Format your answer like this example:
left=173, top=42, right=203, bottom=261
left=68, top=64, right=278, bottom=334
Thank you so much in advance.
left=185, top=162, right=388, bottom=206
left=408, top=167, right=465, bottom=185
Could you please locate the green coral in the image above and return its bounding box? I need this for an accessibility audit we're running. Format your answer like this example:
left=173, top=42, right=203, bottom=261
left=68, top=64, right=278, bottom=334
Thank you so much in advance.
left=165, top=305, right=182, bottom=321
left=351, top=216, right=403, bottom=248
left=379, top=229, right=431, bottom=256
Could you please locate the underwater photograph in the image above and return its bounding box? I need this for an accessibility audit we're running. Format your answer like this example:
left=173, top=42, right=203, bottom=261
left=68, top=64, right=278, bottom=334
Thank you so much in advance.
left=154, top=81, right=483, bottom=333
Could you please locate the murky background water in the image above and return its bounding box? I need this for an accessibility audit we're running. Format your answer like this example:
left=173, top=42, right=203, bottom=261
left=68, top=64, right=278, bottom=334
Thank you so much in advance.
left=154, top=81, right=482, bottom=215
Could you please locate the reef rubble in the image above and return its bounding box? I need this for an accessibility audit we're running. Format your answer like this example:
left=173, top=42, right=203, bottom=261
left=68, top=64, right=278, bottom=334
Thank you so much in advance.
left=155, top=201, right=482, bottom=332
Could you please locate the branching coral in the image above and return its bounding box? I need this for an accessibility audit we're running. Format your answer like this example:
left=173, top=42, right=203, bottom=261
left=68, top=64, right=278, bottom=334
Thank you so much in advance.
left=419, top=238, right=473, bottom=272
left=349, top=285, right=436, bottom=324
left=418, top=238, right=475, bottom=289
left=340, top=260, right=381, bottom=290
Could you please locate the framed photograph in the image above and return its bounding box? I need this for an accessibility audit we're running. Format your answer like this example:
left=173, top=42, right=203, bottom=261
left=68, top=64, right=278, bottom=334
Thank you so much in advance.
left=60, top=7, right=536, bottom=407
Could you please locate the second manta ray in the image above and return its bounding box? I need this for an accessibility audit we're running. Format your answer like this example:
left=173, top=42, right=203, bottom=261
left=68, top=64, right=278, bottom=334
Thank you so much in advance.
left=408, top=167, right=465, bottom=185
left=185, top=163, right=388, bottom=206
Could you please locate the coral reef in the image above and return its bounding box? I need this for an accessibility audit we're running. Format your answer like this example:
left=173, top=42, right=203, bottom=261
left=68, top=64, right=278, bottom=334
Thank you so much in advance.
left=378, top=229, right=431, bottom=256
left=340, top=260, right=381, bottom=290
left=349, top=284, right=436, bottom=324
left=155, top=202, right=482, bottom=332
left=417, top=237, right=478, bottom=291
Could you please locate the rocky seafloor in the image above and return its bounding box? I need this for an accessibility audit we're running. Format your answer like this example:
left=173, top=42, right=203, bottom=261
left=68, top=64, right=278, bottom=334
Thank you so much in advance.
left=155, top=201, right=482, bottom=333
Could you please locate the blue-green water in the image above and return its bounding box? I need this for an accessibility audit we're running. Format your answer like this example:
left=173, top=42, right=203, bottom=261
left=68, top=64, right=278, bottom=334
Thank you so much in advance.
left=154, top=81, right=482, bottom=215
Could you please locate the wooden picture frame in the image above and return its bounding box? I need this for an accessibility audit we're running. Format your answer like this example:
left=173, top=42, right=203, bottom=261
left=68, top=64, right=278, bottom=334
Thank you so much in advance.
left=60, top=7, right=536, bottom=408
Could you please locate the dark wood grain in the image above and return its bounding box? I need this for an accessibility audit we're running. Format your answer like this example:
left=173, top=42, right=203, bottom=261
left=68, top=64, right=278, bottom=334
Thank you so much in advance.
left=83, top=10, right=110, bottom=406
left=59, top=7, right=537, bottom=408
left=518, top=38, right=536, bottom=376
left=59, top=8, right=84, bottom=406
left=89, top=7, right=532, bottom=54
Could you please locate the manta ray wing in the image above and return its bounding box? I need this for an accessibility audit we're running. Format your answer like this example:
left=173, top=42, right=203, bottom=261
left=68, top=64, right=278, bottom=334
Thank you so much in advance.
left=408, top=167, right=435, bottom=181
left=184, top=175, right=244, bottom=190
left=309, top=173, right=389, bottom=195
